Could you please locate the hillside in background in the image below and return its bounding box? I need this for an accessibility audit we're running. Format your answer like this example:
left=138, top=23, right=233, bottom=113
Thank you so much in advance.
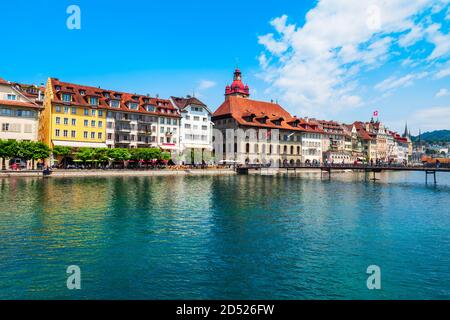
left=413, top=130, right=450, bottom=143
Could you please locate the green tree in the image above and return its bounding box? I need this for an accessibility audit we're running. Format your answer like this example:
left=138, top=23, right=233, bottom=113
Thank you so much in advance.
left=161, top=151, right=171, bottom=161
left=107, top=148, right=131, bottom=168
left=0, top=140, right=18, bottom=170
left=129, top=148, right=144, bottom=161
left=52, top=146, right=72, bottom=168
left=148, top=148, right=162, bottom=160
left=32, top=142, right=51, bottom=167
left=76, top=147, right=96, bottom=163
left=93, top=148, right=110, bottom=166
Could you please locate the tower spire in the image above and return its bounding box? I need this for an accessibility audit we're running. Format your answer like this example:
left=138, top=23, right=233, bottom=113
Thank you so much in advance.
left=225, top=68, right=250, bottom=99
left=403, top=121, right=409, bottom=138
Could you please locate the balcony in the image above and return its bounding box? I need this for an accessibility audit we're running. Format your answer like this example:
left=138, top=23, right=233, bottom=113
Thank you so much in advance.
left=116, top=127, right=132, bottom=132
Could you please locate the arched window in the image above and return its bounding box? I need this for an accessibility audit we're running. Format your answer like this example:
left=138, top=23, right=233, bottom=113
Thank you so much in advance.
left=283, top=145, right=287, bottom=154
left=254, top=144, right=259, bottom=153
left=246, top=143, right=250, bottom=153
left=290, top=146, right=294, bottom=154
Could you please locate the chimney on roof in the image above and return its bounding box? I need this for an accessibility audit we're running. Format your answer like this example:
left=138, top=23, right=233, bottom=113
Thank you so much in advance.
left=270, top=99, right=274, bottom=103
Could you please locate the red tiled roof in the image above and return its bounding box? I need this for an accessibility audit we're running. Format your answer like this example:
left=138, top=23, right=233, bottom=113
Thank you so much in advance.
left=353, top=121, right=374, bottom=141
left=171, top=96, right=207, bottom=110
left=50, top=78, right=180, bottom=118
left=0, top=77, right=9, bottom=85
left=0, top=100, right=41, bottom=109
left=213, top=96, right=323, bottom=133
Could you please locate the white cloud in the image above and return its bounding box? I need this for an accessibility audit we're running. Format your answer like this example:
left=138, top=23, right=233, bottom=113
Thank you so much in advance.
left=409, top=106, right=450, bottom=131
left=399, top=24, right=424, bottom=47
left=197, top=80, right=216, bottom=90
left=257, top=0, right=449, bottom=117
left=425, top=23, right=450, bottom=60
left=435, top=65, right=450, bottom=79
left=436, top=88, right=449, bottom=97
left=375, top=72, right=428, bottom=92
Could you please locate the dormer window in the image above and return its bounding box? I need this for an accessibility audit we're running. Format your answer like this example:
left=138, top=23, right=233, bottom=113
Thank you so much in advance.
left=110, top=100, right=120, bottom=108
left=80, top=90, right=86, bottom=95
left=257, top=116, right=268, bottom=124
left=55, top=85, right=61, bottom=91
left=132, top=96, right=139, bottom=101
left=146, top=105, right=155, bottom=112
left=128, top=102, right=138, bottom=110
left=6, top=94, right=17, bottom=101
left=89, top=97, right=98, bottom=105
left=62, top=93, right=71, bottom=102
left=104, top=92, right=110, bottom=98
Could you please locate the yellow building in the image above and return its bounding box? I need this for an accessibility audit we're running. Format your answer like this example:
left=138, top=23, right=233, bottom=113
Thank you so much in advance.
left=39, top=78, right=107, bottom=149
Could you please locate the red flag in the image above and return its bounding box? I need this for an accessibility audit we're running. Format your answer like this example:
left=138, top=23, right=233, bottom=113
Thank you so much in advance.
left=373, top=110, right=379, bottom=117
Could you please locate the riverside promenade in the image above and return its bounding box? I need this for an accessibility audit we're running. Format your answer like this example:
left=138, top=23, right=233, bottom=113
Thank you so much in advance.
left=0, top=168, right=236, bottom=178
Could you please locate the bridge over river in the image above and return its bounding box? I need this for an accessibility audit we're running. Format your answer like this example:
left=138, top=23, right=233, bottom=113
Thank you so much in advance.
left=236, top=164, right=450, bottom=184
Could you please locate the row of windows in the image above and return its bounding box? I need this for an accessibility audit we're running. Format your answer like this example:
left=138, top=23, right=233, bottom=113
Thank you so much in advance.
left=159, top=118, right=178, bottom=125
left=184, top=124, right=208, bottom=130
left=160, top=126, right=177, bottom=134
left=55, top=129, right=102, bottom=139
left=55, top=117, right=103, bottom=128
left=185, top=134, right=208, bottom=141
left=1, top=123, right=33, bottom=133
left=244, top=144, right=302, bottom=155
left=54, top=106, right=104, bottom=117
left=113, top=135, right=177, bottom=144
left=110, top=134, right=157, bottom=143
left=1, top=108, right=36, bottom=118
left=185, top=115, right=208, bottom=122
left=62, top=93, right=98, bottom=106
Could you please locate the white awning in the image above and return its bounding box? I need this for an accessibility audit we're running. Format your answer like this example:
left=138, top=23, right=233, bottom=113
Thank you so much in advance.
left=52, top=140, right=107, bottom=148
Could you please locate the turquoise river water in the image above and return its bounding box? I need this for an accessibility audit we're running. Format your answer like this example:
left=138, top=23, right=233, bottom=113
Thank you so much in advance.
left=0, top=172, right=449, bottom=299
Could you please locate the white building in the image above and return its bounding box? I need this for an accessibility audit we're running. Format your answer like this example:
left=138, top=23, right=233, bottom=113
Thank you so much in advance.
left=0, top=77, right=44, bottom=169
left=171, top=96, right=213, bottom=164
left=0, top=77, right=43, bottom=143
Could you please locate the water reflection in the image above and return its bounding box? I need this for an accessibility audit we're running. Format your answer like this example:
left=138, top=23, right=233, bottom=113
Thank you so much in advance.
left=0, top=173, right=449, bottom=299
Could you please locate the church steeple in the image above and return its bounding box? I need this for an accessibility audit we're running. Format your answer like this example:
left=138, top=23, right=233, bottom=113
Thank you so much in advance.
left=225, top=68, right=250, bottom=99
left=403, top=122, right=409, bottom=138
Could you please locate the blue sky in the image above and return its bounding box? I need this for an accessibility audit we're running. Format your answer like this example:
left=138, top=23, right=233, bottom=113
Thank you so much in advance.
left=1, top=0, right=449, bottom=133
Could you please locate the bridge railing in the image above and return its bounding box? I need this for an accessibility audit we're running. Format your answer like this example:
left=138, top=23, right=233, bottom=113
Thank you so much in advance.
left=242, top=163, right=448, bottom=169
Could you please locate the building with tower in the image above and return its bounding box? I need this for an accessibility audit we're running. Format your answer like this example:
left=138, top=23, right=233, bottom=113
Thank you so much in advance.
left=212, top=68, right=323, bottom=166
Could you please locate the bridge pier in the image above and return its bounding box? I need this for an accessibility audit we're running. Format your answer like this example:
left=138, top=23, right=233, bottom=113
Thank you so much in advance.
left=321, top=167, right=331, bottom=180
left=425, top=170, right=437, bottom=184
